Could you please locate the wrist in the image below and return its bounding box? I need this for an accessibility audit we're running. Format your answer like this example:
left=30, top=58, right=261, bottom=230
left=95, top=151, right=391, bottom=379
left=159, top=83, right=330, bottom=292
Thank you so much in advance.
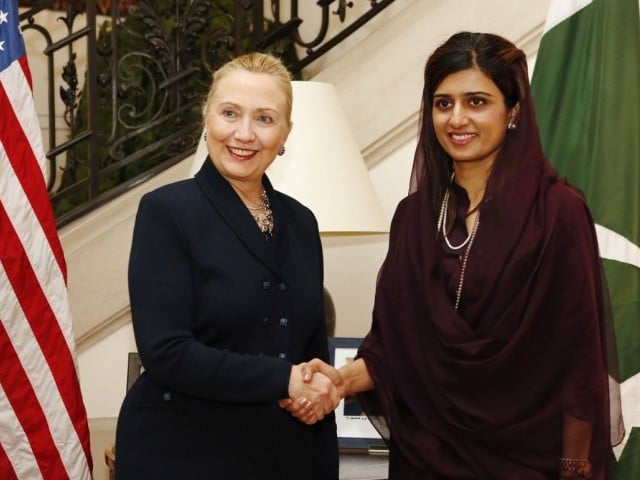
left=338, top=365, right=355, bottom=398
left=338, top=357, right=372, bottom=397
left=287, top=364, right=301, bottom=398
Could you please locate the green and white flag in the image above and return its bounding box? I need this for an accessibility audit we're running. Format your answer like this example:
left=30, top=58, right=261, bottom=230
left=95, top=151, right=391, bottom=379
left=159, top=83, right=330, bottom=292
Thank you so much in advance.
left=531, top=0, right=640, bottom=477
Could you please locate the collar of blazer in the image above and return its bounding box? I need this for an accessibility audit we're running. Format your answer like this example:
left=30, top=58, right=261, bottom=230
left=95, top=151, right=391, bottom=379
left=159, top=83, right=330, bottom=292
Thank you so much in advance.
left=194, top=157, right=286, bottom=277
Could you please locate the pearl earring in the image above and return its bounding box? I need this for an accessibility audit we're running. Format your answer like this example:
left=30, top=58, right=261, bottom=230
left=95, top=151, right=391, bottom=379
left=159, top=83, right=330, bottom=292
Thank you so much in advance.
left=278, top=146, right=286, bottom=156
left=507, top=122, right=517, bottom=130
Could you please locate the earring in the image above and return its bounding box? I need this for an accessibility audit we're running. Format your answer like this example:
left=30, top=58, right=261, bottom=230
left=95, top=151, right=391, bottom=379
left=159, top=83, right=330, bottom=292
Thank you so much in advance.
left=507, top=122, right=517, bottom=130
left=203, top=132, right=208, bottom=141
left=278, top=146, right=285, bottom=156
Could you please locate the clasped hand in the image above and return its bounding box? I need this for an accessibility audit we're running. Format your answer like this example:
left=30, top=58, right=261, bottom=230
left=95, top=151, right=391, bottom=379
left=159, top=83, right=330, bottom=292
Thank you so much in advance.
left=280, top=359, right=345, bottom=425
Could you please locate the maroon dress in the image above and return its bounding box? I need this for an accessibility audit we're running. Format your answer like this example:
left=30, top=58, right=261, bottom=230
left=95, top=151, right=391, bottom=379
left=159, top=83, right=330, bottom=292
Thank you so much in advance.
left=357, top=74, right=622, bottom=479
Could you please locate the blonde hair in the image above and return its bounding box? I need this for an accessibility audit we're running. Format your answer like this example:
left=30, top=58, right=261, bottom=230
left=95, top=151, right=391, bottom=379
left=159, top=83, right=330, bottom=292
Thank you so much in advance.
left=202, top=52, right=293, bottom=127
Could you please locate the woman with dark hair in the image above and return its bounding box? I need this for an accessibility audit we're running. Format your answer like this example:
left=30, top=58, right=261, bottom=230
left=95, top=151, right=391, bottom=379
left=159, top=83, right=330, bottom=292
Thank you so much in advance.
left=285, top=32, right=623, bottom=479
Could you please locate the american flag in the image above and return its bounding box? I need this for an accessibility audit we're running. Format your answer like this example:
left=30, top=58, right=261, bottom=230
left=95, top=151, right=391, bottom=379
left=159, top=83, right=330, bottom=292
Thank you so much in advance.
left=0, top=0, right=92, bottom=478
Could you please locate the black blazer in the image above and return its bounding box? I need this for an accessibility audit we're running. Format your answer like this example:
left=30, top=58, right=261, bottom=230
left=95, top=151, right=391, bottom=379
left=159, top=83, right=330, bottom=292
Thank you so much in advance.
left=115, top=159, right=338, bottom=480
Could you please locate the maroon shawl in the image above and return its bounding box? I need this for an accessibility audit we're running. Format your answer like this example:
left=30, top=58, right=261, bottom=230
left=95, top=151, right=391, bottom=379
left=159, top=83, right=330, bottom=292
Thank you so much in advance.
left=358, top=79, right=621, bottom=479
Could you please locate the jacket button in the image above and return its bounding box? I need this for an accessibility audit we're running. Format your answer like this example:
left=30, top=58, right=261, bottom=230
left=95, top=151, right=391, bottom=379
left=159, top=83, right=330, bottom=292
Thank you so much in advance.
left=262, top=280, right=271, bottom=290
left=278, top=352, right=287, bottom=359
left=263, top=317, right=269, bottom=325
left=279, top=318, right=288, bottom=327
left=279, top=282, right=288, bottom=291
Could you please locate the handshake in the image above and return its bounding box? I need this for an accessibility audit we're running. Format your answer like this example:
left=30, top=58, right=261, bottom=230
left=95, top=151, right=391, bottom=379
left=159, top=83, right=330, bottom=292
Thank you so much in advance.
left=280, top=357, right=372, bottom=425
left=280, top=358, right=347, bottom=425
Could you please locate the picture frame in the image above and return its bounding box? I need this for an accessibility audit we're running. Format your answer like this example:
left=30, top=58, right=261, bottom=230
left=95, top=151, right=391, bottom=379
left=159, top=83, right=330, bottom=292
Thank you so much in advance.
left=126, top=352, right=144, bottom=391
left=328, top=337, right=388, bottom=453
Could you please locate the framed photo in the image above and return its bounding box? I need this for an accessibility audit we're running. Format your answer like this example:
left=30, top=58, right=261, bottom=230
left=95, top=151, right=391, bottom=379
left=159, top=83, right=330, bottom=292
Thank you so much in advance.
left=328, top=337, right=387, bottom=453
left=126, top=352, right=144, bottom=391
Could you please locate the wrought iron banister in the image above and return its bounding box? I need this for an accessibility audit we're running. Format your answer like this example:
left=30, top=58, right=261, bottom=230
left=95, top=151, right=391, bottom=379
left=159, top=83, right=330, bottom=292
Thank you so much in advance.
left=18, top=0, right=396, bottom=226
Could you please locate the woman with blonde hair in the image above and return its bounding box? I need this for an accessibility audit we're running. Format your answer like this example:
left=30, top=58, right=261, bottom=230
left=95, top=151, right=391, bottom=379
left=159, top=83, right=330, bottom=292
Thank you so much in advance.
left=115, top=52, right=339, bottom=479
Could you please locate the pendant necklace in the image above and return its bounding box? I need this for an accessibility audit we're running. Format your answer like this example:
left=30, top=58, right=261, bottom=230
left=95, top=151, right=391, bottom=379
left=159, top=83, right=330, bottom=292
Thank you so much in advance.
left=436, top=175, right=481, bottom=310
left=246, top=189, right=274, bottom=236
left=453, top=211, right=479, bottom=310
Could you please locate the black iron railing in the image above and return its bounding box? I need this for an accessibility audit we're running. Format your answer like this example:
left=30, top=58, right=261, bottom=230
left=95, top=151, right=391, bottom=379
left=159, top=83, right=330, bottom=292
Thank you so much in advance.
left=19, top=0, right=395, bottom=226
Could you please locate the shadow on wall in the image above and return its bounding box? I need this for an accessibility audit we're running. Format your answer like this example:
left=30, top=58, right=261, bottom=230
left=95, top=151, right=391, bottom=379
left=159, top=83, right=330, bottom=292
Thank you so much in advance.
left=325, top=286, right=337, bottom=337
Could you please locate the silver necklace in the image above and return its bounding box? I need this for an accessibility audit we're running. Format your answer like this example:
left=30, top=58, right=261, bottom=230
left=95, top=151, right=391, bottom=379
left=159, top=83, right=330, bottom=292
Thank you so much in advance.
left=246, top=189, right=274, bottom=235
left=436, top=181, right=481, bottom=310
left=453, top=211, right=480, bottom=310
left=436, top=189, right=476, bottom=250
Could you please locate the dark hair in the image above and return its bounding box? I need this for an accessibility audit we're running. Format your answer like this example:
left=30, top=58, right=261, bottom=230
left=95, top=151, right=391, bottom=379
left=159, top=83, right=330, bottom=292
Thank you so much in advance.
left=417, top=32, right=529, bottom=211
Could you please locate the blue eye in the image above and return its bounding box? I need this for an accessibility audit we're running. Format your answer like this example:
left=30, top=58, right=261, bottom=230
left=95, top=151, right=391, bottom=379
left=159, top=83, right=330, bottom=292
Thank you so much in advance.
left=222, top=109, right=236, bottom=118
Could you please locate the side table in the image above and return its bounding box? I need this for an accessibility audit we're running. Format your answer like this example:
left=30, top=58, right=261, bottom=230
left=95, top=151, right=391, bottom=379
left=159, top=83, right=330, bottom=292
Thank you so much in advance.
left=339, top=452, right=388, bottom=480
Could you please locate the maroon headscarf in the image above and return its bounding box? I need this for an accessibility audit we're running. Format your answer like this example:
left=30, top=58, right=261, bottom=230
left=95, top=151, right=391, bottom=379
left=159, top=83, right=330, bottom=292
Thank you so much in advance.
left=358, top=32, right=622, bottom=479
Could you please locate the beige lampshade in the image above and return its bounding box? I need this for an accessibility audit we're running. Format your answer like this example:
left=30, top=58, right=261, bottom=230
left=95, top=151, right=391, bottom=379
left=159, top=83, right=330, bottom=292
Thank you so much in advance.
left=191, top=80, right=388, bottom=233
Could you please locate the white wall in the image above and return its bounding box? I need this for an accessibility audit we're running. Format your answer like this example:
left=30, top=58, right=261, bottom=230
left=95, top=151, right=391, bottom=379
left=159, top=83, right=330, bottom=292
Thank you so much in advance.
left=327, top=140, right=417, bottom=338
left=78, top=323, right=136, bottom=418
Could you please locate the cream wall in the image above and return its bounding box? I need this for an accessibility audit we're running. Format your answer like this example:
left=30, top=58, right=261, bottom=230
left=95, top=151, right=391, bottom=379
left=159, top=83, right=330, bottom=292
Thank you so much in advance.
left=325, top=140, right=417, bottom=339
left=65, top=0, right=553, bottom=421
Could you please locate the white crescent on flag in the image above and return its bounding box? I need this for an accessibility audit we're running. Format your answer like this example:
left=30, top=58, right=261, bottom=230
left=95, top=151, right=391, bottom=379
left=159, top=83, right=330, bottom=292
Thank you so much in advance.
left=596, top=224, right=640, bottom=269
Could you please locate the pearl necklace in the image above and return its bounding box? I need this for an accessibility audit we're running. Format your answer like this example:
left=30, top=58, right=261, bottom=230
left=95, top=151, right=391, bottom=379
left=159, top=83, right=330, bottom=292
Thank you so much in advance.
left=437, top=189, right=476, bottom=250
left=246, top=189, right=274, bottom=235
left=436, top=185, right=481, bottom=310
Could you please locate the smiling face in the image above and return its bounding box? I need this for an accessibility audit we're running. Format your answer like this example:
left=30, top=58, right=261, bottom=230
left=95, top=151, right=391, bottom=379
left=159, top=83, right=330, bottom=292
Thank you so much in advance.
left=432, top=68, right=516, bottom=170
left=204, top=70, right=291, bottom=191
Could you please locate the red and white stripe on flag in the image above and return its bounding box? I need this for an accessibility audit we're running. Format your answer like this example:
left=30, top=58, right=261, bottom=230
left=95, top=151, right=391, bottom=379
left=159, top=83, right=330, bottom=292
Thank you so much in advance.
left=0, top=1, right=92, bottom=478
